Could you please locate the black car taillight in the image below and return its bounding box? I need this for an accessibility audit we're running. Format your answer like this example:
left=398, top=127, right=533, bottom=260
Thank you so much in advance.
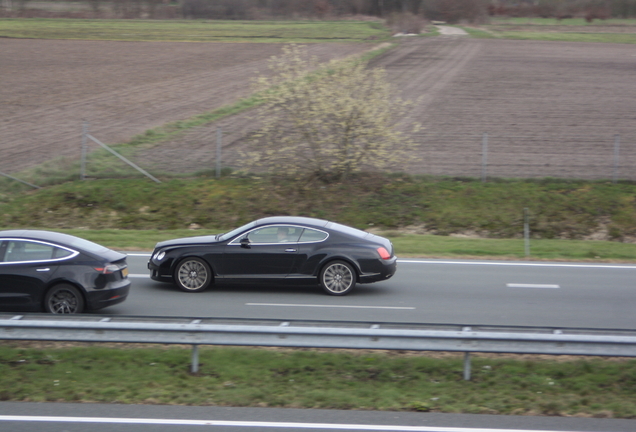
left=94, top=264, right=119, bottom=274
left=377, top=247, right=391, bottom=260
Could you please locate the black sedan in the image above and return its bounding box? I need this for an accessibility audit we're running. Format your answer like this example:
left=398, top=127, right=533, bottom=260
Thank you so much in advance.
left=148, top=216, right=397, bottom=295
left=0, top=230, right=130, bottom=314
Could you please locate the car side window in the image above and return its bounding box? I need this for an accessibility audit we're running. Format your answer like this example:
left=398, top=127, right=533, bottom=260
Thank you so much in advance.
left=4, top=241, right=56, bottom=262
left=246, top=226, right=302, bottom=244
left=0, top=241, right=7, bottom=262
left=299, top=228, right=328, bottom=243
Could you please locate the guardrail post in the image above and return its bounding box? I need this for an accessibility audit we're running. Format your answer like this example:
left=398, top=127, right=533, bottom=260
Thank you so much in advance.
left=463, top=352, right=471, bottom=381
left=191, top=345, right=199, bottom=374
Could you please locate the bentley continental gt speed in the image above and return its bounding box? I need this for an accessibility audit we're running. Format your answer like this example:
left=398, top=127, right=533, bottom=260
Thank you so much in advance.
left=0, top=230, right=131, bottom=314
left=148, top=216, right=397, bottom=295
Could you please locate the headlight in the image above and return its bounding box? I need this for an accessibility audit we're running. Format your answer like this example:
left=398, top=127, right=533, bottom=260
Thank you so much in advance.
left=154, top=251, right=166, bottom=261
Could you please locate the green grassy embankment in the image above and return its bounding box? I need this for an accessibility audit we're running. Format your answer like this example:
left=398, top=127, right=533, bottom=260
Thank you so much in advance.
left=0, top=18, right=391, bottom=42
left=460, top=17, right=636, bottom=43
left=2, top=175, right=636, bottom=260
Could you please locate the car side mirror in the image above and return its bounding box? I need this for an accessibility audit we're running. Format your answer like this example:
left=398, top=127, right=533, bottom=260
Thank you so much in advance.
left=240, top=238, right=251, bottom=249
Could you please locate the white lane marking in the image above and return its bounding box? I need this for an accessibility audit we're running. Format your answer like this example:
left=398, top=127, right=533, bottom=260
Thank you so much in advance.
left=507, top=283, right=560, bottom=289
left=0, top=415, right=579, bottom=431
left=398, top=259, right=636, bottom=269
left=128, top=274, right=150, bottom=278
left=128, top=253, right=636, bottom=269
left=247, top=303, right=415, bottom=310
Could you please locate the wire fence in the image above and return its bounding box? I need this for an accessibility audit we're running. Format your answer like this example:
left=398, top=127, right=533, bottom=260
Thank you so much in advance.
left=2, top=129, right=635, bottom=188
left=403, top=132, right=635, bottom=182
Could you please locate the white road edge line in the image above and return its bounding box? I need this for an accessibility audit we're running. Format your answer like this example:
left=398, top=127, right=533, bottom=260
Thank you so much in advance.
left=507, top=284, right=560, bottom=289
left=126, top=254, right=636, bottom=269
left=0, top=415, right=580, bottom=432
left=247, top=303, right=415, bottom=310
left=398, top=259, right=636, bottom=269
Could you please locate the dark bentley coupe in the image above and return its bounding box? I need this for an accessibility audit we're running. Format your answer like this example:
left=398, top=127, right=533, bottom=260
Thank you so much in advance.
left=0, top=230, right=130, bottom=314
left=148, top=216, right=397, bottom=295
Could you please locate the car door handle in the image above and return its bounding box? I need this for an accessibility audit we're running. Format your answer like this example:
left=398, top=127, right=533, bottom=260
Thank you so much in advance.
left=285, top=248, right=297, bottom=253
left=36, top=268, right=50, bottom=272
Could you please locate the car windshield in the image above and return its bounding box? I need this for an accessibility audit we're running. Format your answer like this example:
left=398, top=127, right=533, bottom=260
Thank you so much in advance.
left=218, top=221, right=257, bottom=242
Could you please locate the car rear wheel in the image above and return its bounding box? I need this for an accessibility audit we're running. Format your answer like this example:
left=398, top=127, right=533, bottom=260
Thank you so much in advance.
left=320, top=260, right=356, bottom=296
left=44, top=284, right=84, bottom=314
left=175, top=257, right=212, bottom=292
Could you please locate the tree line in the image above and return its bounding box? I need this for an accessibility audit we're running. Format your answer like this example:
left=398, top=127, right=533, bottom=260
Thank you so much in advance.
left=4, top=0, right=635, bottom=21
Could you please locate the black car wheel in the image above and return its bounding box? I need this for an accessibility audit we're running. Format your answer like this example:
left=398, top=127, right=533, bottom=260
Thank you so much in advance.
left=44, top=284, right=85, bottom=314
left=175, top=257, right=212, bottom=292
left=320, top=260, right=356, bottom=296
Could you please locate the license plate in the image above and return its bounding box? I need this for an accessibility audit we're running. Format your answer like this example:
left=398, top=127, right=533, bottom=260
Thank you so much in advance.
left=121, top=267, right=129, bottom=278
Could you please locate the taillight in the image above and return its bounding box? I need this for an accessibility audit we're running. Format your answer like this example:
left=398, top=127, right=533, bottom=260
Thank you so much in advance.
left=94, top=264, right=119, bottom=274
left=377, top=247, right=391, bottom=260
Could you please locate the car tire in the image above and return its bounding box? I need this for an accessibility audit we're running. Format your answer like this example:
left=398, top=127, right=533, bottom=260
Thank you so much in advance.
left=320, top=260, right=356, bottom=296
left=44, top=284, right=85, bottom=314
left=175, top=257, right=212, bottom=293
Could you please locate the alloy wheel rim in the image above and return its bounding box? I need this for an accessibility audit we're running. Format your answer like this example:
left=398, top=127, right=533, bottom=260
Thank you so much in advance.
left=324, top=263, right=353, bottom=293
left=49, top=290, right=79, bottom=314
left=179, top=261, right=208, bottom=290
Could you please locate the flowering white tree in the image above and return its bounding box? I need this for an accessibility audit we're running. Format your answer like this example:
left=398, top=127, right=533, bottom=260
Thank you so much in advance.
left=245, top=44, right=418, bottom=181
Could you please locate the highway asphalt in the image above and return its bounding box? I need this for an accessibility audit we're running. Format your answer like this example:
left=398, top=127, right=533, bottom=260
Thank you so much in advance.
left=104, top=255, right=636, bottom=330
left=1, top=402, right=635, bottom=432
left=3, top=256, right=635, bottom=432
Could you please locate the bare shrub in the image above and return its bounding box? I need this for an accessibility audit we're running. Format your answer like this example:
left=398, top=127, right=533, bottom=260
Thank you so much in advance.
left=245, top=45, right=418, bottom=182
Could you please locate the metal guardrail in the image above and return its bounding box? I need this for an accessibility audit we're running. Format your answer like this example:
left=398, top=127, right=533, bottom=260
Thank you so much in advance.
left=2, top=314, right=636, bottom=379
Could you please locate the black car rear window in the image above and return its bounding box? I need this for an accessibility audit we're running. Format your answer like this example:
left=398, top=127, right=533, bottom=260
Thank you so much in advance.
left=328, top=223, right=369, bottom=239
left=64, top=237, right=110, bottom=254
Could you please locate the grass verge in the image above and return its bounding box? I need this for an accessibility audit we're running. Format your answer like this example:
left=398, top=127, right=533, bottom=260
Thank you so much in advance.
left=0, top=344, right=635, bottom=417
left=2, top=175, right=636, bottom=251
left=0, top=18, right=391, bottom=42
left=2, top=175, right=636, bottom=260
left=39, top=228, right=636, bottom=261
left=462, top=17, right=636, bottom=44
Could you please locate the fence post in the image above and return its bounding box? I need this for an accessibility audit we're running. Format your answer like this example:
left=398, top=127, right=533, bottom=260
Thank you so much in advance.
left=80, top=121, right=89, bottom=180
left=216, top=127, right=222, bottom=179
left=613, top=134, right=620, bottom=184
left=481, top=133, right=488, bottom=183
left=524, top=207, right=530, bottom=257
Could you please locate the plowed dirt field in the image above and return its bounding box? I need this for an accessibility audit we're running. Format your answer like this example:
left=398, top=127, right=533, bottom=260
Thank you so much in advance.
left=0, top=39, right=374, bottom=173
left=2, top=36, right=636, bottom=179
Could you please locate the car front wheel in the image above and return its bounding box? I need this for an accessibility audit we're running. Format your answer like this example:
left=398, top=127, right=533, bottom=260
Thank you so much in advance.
left=320, top=260, right=356, bottom=296
left=44, top=284, right=85, bottom=314
left=175, top=257, right=212, bottom=292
